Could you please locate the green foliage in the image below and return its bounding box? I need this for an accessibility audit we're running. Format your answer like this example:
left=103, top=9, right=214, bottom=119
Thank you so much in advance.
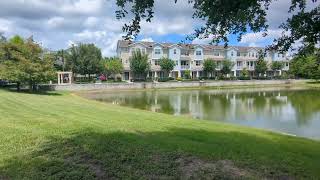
left=184, top=69, right=191, bottom=79
left=271, top=61, right=284, bottom=71
left=115, top=0, right=318, bottom=55
left=159, top=57, right=175, bottom=77
left=290, top=55, right=320, bottom=80
left=255, top=53, right=268, bottom=77
left=130, top=50, right=150, bottom=80
left=104, top=57, right=124, bottom=78
left=0, top=36, right=56, bottom=91
left=203, top=59, right=216, bottom=77
left=65, top=43, right=103, bottom=77
left=220, top=60, right=234, bottom=76
left=240, top=68, right=249, bottom=78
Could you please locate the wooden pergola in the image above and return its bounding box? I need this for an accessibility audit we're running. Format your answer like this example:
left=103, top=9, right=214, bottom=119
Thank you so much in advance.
left=57, top=72, right=73, bottom=85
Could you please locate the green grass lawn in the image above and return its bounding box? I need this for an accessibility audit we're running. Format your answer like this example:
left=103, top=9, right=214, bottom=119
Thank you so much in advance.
left=0, top=89, right=320, bottom=179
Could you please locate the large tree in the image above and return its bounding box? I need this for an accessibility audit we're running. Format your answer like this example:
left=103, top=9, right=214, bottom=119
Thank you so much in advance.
left=130, top=50, right=150, bottom=81
left=104, top=57, right=124, bottom=80
left=203, top=59, right=216, bottom=78
left=255, top=54, right=268, bottom=77
left=290, top=54, right=320, bottom=80
left=0, top=35, right=55, bottom=91
left=220, top=60, right=234, bottom=77
left=66, top=43, right=103, bottom=80
left=159, top=57, right=175, bottom=78
left=115, top=0, right=319, bottom=55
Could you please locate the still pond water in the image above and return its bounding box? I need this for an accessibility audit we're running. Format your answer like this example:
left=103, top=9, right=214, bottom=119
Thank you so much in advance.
left=83, top=87, right=320, bottom=140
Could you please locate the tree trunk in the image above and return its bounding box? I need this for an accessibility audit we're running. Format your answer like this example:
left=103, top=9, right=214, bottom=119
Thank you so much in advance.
left=16, top=82, right=21, bottom=92
left=29, top=81, right=33, bottom=92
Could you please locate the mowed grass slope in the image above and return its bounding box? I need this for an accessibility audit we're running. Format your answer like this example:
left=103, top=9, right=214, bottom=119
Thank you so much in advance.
left=0, top=89, right=320, bottom=179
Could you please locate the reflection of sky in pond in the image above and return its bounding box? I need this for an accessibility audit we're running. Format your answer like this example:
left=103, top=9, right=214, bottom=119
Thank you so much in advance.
left=83, top=88, right=320, bottom=140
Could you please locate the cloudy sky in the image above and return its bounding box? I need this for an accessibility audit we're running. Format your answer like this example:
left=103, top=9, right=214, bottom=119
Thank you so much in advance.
left=0, top=0, right=318, bottom=56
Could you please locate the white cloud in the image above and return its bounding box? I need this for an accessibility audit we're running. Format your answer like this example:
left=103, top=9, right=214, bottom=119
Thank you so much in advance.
left=140, top=37, right=154, bottom=42
left=0, top=19, right=12, bottom=33
left=84, top=17, right=99, bottom=28
left=47, top=17, right=65, bottom=28
left=240, top=29, right=285, bottom=46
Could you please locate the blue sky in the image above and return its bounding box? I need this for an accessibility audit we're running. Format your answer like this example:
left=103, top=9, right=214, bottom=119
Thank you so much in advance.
left=0, top=0, right=317, bottom=56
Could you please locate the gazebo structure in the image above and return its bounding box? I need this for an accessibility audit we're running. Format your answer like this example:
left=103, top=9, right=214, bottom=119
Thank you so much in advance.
left=57, top=72, right=73, bottom=85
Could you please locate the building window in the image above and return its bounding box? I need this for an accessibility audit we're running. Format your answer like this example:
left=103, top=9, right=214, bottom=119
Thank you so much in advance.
left=175, top=61, right=178, bottom=65
left=155, top=60, right=160, bottom=66
left=255, top=53, right=258, bottom=58
left=247, top=62, right=250, bottom=66
left=173, top=49, right=177, bottom=54
left=125, top=60, right=128, bottom=64
left=250, top=61, right=253, bottom=66
left=286, top=62, right=289, bottom=67
left=282, top=54, right=285, bottom=58
left=196, top=50, right=202, bottom=56
left=231, top=51, right=234, bottom=56
left=195, top=60, right=202, bottom=66
left=237, top=61, right=242, bottom=67
left=237, top=52, right=240, bottom=57
left=243, top=53, right=247, bottom=57
left=214, top=51, right=220, bottom=56
left=278, top=54, right=280, bottom=57
left=154, top=49, right=161, bottom=55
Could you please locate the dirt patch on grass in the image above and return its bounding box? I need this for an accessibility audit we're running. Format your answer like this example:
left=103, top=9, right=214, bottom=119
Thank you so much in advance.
left=65, top=152, right=107, bottom=179
left=176, top=157, right=255, bottom=179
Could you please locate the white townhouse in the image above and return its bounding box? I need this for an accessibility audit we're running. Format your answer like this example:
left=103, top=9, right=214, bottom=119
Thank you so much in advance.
left=116, top=40, right=290, bottom=80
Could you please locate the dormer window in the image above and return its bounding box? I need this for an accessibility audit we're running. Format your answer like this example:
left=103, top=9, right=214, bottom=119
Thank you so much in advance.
left=174, top=49, right=177, bottom=54
left=231, top=51, right=234, bottom=56
left=237, top=52, right=240, bottom=56
left=214, top=51, right=220, bottom=56
left=196, top=50, right=202, bottom=56
left=154, top=49, right=161, bottom=55
left=278, top=54, right=280, bottom=58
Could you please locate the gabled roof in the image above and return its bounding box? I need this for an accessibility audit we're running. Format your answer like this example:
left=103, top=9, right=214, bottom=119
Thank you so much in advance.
left=117, top=40, right=264, bottom=52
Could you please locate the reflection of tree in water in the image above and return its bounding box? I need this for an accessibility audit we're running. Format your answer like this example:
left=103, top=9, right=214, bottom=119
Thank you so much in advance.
left=286, top=90, right=320, bottom=125
left=198, top=91, right=231, bottom=121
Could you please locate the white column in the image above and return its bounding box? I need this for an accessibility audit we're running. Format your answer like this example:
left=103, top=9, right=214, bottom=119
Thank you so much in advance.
left=57, top=73, right=61, bottom=85
left=196, top=71, right=199, bottom=78
left=169, top=72, right=172, bottom=78
left=233, top=70, right=236, bottom=77
left=279, top=70, right=282, bottom=76
left=154, top=71, right=158, bottom=78
left=69, top=73, right=72, bottom=84
left=178, top=71, right=181, bottom=78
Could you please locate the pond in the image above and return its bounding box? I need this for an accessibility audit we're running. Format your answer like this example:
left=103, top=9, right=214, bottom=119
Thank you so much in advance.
left=82, top=87, right=320, bottom=140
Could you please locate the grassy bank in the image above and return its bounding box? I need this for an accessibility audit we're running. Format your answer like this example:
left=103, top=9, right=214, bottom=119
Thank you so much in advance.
left=0, top=89, right=320, bottom=179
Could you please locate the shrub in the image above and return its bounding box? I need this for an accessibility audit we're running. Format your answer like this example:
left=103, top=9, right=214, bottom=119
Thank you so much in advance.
left=176, top=77, right=183, bottom=81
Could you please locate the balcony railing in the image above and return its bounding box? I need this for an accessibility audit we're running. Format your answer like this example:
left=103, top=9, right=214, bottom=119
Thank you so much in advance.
left=180, top=65, right=190, bottom=70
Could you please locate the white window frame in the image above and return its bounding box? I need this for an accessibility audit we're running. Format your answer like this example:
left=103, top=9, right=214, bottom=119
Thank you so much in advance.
left=154, top=48, right=161, bottom=55
left=196, top=50, right=202, bottom=56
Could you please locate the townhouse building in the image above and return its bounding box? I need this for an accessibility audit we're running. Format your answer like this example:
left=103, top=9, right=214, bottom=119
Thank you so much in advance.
left=116, top=40, right=290, bottom=80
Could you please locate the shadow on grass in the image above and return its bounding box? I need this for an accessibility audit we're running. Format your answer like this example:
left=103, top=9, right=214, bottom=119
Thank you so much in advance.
left=1, top=128, right=319, bottom=179
left=0, top=87, right=62, bottom=96
left=306, top=80, right=320, bottom=84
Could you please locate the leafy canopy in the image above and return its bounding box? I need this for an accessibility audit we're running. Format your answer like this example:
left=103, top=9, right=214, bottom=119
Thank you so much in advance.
left=203, top=59, right=217, bottom=77
left=220, top=60, right=234, bottom=76
left=159, top=57, right=175, bottom=77
left=65, top=43, right=103, bottom=76
left=104, top=57, right=124, bottom=77
left=130, top=50, right=150, bottom=80
left=0, top=35, right=56, bottom=91
left=255, top=52, right=268, bottom=76
left=115, top=0, right=319, bottom=55
left=271, top=61, right=284, bottom=71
